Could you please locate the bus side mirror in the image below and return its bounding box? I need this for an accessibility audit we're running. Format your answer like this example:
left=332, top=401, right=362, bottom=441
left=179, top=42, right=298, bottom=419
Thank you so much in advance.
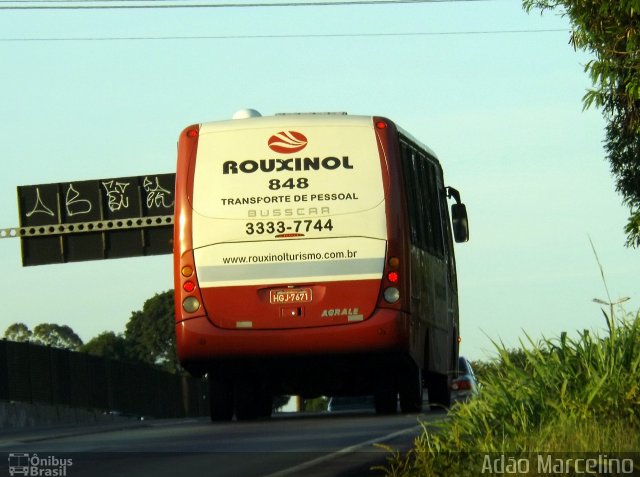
left=451, top=203, right=469, bottom=243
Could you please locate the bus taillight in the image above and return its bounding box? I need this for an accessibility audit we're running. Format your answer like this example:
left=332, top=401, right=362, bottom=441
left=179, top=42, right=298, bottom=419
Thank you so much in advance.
left=383, top=257, right=401, bottom=303
left=179, top=255, right=203, bottom=314
left=183, top=281, right=196, bottom=293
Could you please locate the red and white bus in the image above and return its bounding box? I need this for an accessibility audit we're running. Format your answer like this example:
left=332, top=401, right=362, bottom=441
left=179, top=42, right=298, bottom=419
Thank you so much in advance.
left=173, top=110, right=469, bottom=420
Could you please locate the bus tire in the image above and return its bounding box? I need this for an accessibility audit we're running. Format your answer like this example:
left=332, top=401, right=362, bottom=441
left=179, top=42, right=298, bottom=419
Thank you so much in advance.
left=374, top=387, right=397, bottom=414
left=425, top=371, right=451, bottom=411
left=257, top=396, right=273, bottom=419
left=234, top=377, right=273, bottom=420
left=255, top=381, right=274, bottom=419
left=399, top=362, right=423, bottom=413
left=234, top=377, right=259, bottom=420
left=208, top=374, right=234, bottom=422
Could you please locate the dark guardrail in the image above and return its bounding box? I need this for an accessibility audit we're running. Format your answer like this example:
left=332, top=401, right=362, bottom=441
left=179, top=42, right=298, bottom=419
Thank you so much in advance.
left=0, top=340, right=207, bottom=418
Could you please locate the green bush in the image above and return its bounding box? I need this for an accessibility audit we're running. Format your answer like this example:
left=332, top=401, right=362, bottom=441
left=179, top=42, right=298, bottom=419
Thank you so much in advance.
left=380, top=310, right=640, bottom=476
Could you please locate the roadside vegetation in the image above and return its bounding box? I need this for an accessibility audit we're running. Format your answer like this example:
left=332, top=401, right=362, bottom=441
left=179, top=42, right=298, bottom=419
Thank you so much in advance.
left=379, top=309, right=640, bottom=476
left=3, top=290, right=180, bottom=373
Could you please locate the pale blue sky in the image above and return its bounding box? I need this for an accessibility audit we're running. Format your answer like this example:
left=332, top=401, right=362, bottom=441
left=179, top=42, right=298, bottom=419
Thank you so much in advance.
left=1, top=0, right=638, bottom=361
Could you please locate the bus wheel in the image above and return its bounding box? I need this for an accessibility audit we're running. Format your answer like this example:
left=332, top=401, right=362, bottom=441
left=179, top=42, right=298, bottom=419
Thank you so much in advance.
left=255, top=381, right=274, bottom=419
left=425, top=371, right=451, bottom=411
left=234, top=377, right=259, bottom=420
left=208, top=374, right=234, bottom=422
left=256, top=393, right=273, bottom=419
left=374, top=384, right=398, bottom=415
left=234, top=377, right=273, bottom=420
left=398, top=363, right=423, bottom=413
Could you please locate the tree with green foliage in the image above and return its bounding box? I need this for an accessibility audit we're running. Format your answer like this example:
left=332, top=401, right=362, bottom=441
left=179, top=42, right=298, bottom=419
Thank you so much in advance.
left=80, top=331, right=132, bottom=361
left=4, top=322, right=84, bottom=350
left=3, top=292, right=180, bottom=372
left=3, top=322, right=32, bottom=342
left=523, top=0, right=640, bottom=246
left=125, top=290, right=179, bottom=373
left=32, top=323, right=83, bottom=350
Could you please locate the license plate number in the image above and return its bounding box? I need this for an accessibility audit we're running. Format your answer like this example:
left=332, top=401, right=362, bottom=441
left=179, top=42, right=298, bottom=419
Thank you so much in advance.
left=269, top=288, right=312, bottom=304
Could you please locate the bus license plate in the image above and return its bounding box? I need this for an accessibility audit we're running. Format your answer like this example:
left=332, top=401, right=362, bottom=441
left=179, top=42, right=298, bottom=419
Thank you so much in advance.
left=269, top=288, right=312, bottom=304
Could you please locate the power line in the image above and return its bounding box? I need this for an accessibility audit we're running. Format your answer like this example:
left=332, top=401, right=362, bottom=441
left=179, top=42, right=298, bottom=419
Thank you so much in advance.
left=0, top=29, right=569, bottom=41
left=0, top=0, right=492, bottom=10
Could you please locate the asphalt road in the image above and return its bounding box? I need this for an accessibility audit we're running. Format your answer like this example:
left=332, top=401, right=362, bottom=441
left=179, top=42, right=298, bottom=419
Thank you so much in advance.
left=0, top=410, right=446, bottom=477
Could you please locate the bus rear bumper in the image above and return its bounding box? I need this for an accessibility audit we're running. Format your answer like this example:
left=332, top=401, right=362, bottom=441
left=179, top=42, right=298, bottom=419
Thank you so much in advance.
left=176, top=308, right=410, bottom=372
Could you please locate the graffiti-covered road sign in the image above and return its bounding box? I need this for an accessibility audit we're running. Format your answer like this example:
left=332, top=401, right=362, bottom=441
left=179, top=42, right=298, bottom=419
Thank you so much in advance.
left=14, top=173, right=175, bottom=266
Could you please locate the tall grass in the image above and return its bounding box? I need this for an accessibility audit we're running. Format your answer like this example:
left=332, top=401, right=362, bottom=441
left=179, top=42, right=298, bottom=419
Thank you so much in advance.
left=379, top=309, right=640, bottom=476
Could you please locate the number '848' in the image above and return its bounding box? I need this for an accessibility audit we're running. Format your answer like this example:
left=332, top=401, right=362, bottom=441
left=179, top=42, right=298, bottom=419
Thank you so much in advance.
left=268, top=178, right=309, bottom=190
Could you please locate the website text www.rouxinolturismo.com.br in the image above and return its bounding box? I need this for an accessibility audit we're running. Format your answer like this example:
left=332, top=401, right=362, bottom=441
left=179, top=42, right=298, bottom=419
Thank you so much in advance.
left=222, top=249, right=358, bottom=264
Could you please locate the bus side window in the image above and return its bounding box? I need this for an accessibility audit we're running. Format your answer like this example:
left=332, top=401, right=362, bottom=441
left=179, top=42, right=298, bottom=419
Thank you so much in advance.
left=417, top=155, right=447, bottom=257
left=401, top=142, right=448, bottom=255
left=426, top=161, right=445, bottom=258
left=439, top=181, right=458, bottom=291
left=401, top=143, right=424, bottom=248
left=415, top=156, right=433, bottom=253
left=411, top=150, right=430, bottom=250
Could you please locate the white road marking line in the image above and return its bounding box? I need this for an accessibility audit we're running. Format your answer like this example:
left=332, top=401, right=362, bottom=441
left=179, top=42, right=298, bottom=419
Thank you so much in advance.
left=262, top=425, right=419, bottom=477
